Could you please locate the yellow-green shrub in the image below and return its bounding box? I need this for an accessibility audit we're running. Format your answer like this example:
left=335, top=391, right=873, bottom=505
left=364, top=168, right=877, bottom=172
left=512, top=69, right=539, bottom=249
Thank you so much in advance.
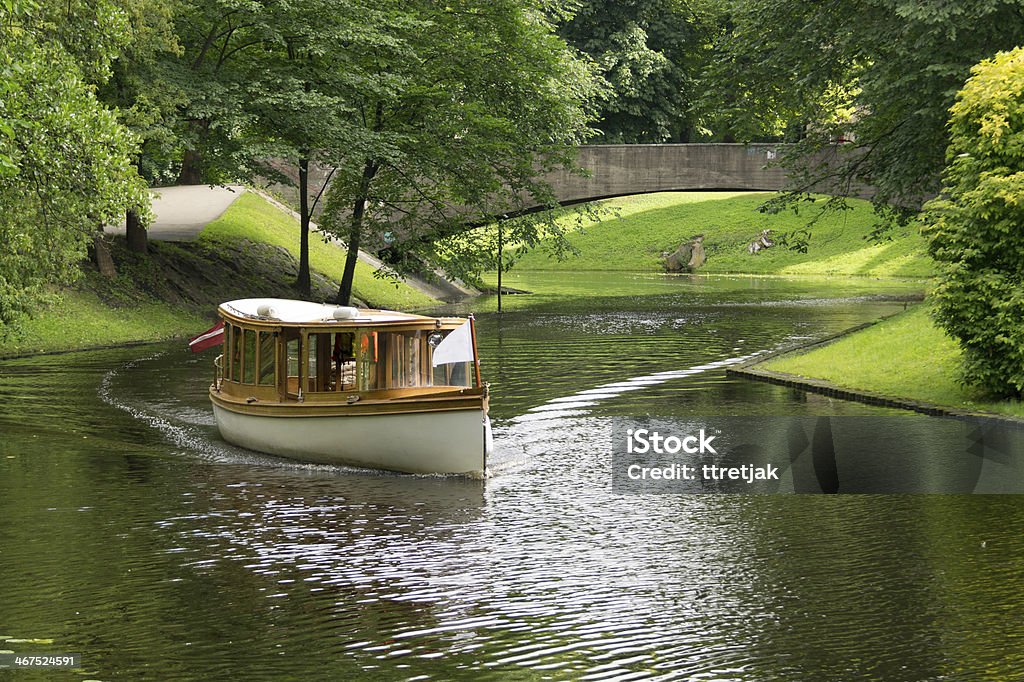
left=925, top=47, right=1024, bottom=397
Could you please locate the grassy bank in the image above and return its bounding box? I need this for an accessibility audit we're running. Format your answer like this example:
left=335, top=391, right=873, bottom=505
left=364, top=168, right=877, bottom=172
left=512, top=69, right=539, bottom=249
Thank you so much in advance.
left=0, top=192, right=437, bottom=357
left=760, top=304, right=1024, bottom=418
left=514, top=192, right=933, bottom=278
left=0, top=290, right=208, bottom=357
left=200, top=193, right=437, bottom=310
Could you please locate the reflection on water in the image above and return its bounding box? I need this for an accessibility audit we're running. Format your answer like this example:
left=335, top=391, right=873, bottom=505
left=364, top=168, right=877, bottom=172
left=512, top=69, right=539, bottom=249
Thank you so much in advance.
left=2, top=274, right=1023, bottom=681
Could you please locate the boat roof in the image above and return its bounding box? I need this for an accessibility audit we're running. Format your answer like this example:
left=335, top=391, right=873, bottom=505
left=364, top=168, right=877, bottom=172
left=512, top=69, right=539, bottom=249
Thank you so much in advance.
left=219, top=298, right=456, bottom=327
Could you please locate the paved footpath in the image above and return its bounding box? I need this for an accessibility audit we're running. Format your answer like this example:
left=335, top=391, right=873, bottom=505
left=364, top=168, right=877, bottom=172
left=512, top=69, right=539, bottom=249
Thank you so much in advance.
left=106, top=185, right=246, bottom=241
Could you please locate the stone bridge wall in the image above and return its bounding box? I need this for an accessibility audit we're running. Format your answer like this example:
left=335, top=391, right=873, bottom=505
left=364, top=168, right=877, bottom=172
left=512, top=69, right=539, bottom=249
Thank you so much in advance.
left=541, top=143, right=789, bottom=208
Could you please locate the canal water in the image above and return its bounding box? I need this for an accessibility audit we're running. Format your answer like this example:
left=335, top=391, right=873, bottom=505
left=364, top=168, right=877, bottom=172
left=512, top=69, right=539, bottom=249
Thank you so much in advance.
left=1, top=273, right=1022, bottom=680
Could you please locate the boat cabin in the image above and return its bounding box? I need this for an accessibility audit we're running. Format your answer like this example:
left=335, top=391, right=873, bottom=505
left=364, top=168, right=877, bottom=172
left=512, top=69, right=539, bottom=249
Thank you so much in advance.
left=213, top=299, right=481, bottom=404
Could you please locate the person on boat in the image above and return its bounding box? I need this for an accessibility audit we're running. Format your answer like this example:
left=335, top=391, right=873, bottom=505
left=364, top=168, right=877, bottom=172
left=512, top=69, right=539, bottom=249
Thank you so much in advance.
left=332, top=334, right=356, bottom=389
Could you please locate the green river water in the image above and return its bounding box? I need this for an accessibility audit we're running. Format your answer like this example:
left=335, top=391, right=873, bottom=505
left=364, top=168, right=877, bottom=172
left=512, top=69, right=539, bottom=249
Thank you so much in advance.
left=1, top=272, right=1022, bottom=681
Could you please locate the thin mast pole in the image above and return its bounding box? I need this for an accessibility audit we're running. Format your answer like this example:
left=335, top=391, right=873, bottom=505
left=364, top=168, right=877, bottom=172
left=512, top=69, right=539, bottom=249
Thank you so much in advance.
left=496, top=222, right=503, bottom=313
left=468, top=314, right=482, bottom=388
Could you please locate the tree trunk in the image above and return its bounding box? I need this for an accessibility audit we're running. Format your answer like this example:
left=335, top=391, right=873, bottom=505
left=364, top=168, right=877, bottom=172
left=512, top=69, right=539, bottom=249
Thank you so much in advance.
left=295, top=155, right=312, bottom=297
left=92, top=230, right=117, bottom=279
left=337, top=197, right=365, bottom=307
left=336, top=160, right=378, bottom=306
left=125, top=208, right=148, bottom=253
left=178, top=148, right=203, bottom=185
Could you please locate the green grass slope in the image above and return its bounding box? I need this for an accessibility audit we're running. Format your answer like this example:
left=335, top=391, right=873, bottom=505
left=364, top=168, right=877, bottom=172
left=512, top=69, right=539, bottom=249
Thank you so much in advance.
left=514, top=192, right=933, bottom=278
left=201, top=193, right=437, bottom=310
left=0, top=191, right=437, bottom=358
left=762, top=305, right=1024, bottom=418
left=0, top=289, right=207, bottom=357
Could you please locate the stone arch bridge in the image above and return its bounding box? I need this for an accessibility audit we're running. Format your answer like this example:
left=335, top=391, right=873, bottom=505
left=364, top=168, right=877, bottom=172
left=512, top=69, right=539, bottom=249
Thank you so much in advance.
left=248, top=143, right=805, bottom=299
left=269, top=143, right=794, bottom=219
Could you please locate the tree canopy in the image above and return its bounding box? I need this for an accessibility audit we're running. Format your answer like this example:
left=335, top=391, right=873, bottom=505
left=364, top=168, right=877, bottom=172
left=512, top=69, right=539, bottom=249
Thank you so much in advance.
left=316, top=0, right=599, bottom=305
left=0, top=0, right=149, bottom=325
left=710, top=0, right=1024, bottom=214
left=559, top=0, right=718, bottom=143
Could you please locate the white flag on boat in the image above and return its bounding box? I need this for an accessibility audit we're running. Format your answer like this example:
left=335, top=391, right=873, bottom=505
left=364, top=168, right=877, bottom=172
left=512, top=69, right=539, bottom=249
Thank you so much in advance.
left=431, top=321, right=474, bottom=366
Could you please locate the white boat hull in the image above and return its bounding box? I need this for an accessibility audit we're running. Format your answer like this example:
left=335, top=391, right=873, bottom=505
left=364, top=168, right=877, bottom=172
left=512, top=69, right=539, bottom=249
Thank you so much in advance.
left=213, top=403, right=490, bottom=476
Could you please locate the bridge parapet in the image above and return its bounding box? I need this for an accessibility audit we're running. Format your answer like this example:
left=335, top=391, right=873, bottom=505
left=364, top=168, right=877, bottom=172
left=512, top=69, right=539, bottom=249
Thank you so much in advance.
left=543, top=143, right=790, bottom=208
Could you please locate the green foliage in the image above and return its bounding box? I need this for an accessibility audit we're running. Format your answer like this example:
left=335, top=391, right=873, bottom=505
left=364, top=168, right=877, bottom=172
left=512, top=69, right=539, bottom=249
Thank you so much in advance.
left=924, top=47, right=1024, bottom=398
left=763, top=304, right=1024, bottom=419
left=709, top=0, right=1024, bottom=212
left=0, top=0, right=149, bottom=326
left=98, top=0, right=184, bottom=186
left=512, top=192, right=933, bottom=277
left=558, top=0, right=719, bottom=142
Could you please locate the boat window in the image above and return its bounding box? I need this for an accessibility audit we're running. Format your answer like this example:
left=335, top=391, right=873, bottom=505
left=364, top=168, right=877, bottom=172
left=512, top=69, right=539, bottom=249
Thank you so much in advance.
left=242, top=329, right=256, bottom=384
left=433, top=361, right=472, bottom=388
left=352, top=331, right=428, bottom=390
left=427, top=329, right=474, bottom=388
left=229, top=324, right=243, bottom=383
left=224, top=324, right=233, bottom=381
left=304, top=333, right=320, bottom=391
left=332, top=332, right=356, bottom=391
left=280, top=331, right=357, bottom=394
left=348, top=328, right=476, bottom=390
left=257, top=332, right=276, bottom=386
left=387, top=331, right=423, bottom=388
left=270, top=327, right=476, bottom=394
left=313, top=332, right=334, bottom=391
left=284, top=333, right=301, bottom=395
left=356, top=330, right=380, bottom=391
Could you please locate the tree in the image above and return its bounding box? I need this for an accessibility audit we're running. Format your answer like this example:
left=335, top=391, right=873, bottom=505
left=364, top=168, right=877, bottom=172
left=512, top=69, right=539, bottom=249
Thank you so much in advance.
left=241, top=1, right=359, bottom=297
left=0, top=0, right=149, bottom=326
left=923, top=47, right=1024, bottom=398
left=708, top=0, right=1024, bottom=216
left=99, top=0, right=182, bottom=254
left=157, top=0, right=359, bottom=297
left=318, top=0, right=599, bottom=306
left=558, top=0, right=719, bottom=143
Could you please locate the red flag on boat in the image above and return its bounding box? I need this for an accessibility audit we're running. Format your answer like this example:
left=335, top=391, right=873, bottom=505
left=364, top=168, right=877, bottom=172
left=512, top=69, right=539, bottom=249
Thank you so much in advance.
left=189, top=321, right=225, bottom=352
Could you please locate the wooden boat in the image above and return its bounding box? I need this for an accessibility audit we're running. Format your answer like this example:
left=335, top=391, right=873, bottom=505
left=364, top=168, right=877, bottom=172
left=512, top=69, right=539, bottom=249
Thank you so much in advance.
left=206, top=298, right=491, bottom=476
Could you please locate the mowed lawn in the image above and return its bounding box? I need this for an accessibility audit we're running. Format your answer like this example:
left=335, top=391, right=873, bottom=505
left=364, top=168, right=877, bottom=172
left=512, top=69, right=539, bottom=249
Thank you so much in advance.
left=762, top=304, right=1024, bottom=418
left=512, top=191, right=933, bottom=278
left=0, top=289, right=207, bottom=357
left=200, top=193, right=437, bottom=310
left=0, top=192, right=438, bottom=357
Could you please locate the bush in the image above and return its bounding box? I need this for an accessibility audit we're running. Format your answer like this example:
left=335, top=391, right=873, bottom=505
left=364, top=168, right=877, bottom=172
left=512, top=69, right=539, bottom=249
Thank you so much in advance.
left=924, top=47, right=1024, bottom=397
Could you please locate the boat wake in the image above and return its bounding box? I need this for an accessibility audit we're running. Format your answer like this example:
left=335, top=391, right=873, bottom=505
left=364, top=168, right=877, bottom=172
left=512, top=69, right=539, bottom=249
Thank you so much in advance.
left=512, top=352, right=763, bottom=423
left=484, top=352, right=766, bottom=476
left=98, top=351, right=241, bottom=461
left=97, top=353, right=342, bottom=471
